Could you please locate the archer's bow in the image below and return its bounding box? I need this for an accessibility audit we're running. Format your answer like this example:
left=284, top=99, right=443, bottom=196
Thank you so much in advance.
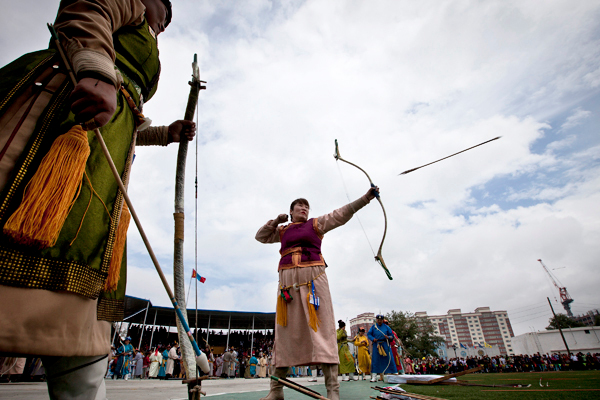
left=334, top=139, right=392, bottom=280
left=173, top=54, right=206, bottom=377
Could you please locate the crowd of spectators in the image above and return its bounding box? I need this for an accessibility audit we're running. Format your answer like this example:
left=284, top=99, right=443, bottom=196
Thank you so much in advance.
left=106, top=325, right=600, bottom=378
left=402, top=352, right=600, bottom=375
left=3, top=322, right=599, bottom=383
left=4, top=351, right=598, bottom=382
left=102, top=326, right=276, bottom=380
left=116, top=324, right=274, bottom=355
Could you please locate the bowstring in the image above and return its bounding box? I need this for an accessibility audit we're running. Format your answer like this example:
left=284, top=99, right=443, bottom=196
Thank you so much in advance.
left=194, top=96, right=199, bottom=378
left=335, top=161, right=376, bottom=257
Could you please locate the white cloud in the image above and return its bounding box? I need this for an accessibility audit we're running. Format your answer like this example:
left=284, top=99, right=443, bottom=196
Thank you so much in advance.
left=560, top=108, right=592, bottom=131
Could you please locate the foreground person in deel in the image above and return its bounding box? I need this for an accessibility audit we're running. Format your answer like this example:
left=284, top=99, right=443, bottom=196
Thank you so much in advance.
left=367, top=315, right=397, bottom=382
left=255, top=186, right=380, bottom=400
left=0, top=0, right=208, bottom=398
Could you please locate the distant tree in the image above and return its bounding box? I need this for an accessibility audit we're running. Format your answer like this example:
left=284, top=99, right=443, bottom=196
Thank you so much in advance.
left=546, top=314, right=585, bottom=330
left=385, top=310, right=444, bottom=359
left=594, top=315, right=600, bottom=327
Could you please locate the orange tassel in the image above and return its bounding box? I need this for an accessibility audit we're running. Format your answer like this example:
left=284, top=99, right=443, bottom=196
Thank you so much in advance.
left=104, top=202, right=130, bottom=291
left=276, top=292, right=287, bottom=327
left=307, top=293, right=320, bottom=332
left=3, top=125, right=90, bottom=249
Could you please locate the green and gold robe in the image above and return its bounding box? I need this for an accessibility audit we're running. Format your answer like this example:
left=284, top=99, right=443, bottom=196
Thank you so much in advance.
left=0, top=0, right=168, bottom=357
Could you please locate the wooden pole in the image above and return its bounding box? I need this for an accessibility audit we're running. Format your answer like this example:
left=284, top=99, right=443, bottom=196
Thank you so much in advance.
left=182, top=376, right=210, bottom=384
left=138, top=300, right=150, bottom=349
left=250, top=314, right=255, bottom=355
left=111, top=322, right=119, bottom=347
left=206, top=314, right=211, bottom=343
left=226, top=314, right=231, bottom=349
left=547, top=297, right=571, bottom=355
left=149, top=310, right=158, bottom=350
left=372, top=387, right=448, bottom=399
left=406, top=365, right=483, bottom=384
left=272, top=376, right=330, bottom=400
left=174, top=54, right=205, bottom=377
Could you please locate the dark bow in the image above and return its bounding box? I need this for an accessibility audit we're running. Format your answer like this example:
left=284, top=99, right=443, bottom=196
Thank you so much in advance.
left=334, top=140, right=392, bottom=280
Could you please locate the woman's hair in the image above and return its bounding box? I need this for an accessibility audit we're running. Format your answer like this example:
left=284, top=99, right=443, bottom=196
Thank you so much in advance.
left=338, top=320, right=345, bottom=328
left=289, top=198, right=310, bottom=222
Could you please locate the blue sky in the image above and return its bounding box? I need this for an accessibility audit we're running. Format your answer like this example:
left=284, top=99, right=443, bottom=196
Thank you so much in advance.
left=2, top=0, right=599, bottom=337
left=471, top=96, right=600, bottom=211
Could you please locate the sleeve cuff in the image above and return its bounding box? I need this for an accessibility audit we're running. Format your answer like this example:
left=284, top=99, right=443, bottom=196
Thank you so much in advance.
left=68, top=45, right=118, bottom=87
left=137, top=125, right=169, bottom=146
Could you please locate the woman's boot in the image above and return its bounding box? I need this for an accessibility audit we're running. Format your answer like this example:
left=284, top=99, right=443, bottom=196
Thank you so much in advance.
left=259, top=367, right=287, bottom=400
left=322, top=364, right=340, bottom=400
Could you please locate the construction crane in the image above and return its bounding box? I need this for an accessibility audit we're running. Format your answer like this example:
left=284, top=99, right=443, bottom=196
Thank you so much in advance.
left=538, top=259, right=574, bottom=317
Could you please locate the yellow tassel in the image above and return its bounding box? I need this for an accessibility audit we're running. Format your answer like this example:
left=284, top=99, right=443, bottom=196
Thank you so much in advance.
left=3, top=125, right=90, bottom=249
left=104, top=203, right=130, bottom=291
left=307, top=293, right=320, bottom=332
left=378, top=344, right=387, bottom=357
left=276, top=293, right=287, bottom=327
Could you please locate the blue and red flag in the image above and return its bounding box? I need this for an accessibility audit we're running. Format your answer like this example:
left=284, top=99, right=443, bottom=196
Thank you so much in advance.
left=191, top=269, right=206, bottom=283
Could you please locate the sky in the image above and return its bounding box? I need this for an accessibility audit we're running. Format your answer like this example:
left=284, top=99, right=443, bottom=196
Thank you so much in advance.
left=1, top=0, right=599, bottom=338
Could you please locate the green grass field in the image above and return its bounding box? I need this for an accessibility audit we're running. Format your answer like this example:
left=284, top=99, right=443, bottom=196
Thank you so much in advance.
left=398, top=370, right=600, bottom=400
left=209, top=370, right=600, bottom=400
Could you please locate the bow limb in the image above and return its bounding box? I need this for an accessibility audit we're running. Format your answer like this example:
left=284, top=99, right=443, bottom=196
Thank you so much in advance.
left=334, top=140, right=392, bottom=280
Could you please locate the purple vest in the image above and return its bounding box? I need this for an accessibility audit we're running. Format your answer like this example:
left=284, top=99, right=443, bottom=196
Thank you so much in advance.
left=278, top=218, right=324, bottom=270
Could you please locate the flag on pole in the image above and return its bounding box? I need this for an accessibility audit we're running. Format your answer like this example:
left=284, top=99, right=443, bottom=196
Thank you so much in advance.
left=192, top=269, right=206, bottom=283
left=484, top=342, right=492, bottom=348
left=460, top=343, right=467, bottom=349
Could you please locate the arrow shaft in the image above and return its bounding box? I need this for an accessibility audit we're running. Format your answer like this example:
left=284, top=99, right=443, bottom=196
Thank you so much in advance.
left=399, top=136, right=501, bottom=175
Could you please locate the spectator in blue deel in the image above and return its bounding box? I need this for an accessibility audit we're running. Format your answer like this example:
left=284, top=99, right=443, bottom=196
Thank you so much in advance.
left=249, top=353, right=258, bottom=377
left=115, top=337, right=134, bottom=379
left=367, top=315, right=397, bottom=382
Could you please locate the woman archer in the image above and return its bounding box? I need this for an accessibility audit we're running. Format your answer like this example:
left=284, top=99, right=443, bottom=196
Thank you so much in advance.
left=255, top=187, right=379, bottom=400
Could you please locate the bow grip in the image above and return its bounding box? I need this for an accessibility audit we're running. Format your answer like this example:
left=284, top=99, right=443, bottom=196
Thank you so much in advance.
left=371, top=183, right=380, bottom=199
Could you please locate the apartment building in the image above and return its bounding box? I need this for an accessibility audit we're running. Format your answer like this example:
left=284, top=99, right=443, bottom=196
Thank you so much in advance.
left=574, top=309, right=600, bottom=326
left=415, top=307, right=515, bottom=355
left=349, top=312, right=376, bottom=337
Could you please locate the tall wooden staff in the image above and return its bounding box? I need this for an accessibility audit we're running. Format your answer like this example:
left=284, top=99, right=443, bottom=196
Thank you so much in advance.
left=174, top=54, right=206, bottom=377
